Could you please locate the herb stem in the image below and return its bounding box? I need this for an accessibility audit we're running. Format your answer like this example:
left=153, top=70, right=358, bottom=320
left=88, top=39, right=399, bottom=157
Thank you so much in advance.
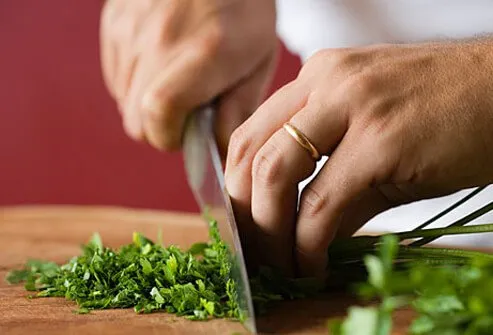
left=398, top=246, right=493, bottom=261
left=397, top=223, right=493, bottom=240
left=412, top=186, right=486, bottom=231
left=410, top=201, right=493, bottom=246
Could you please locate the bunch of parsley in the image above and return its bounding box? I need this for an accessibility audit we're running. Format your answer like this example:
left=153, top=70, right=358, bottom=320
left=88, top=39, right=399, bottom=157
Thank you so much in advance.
left=329, top=186, right=493, bottom=335
left=329, top=234, right=493, bottom=335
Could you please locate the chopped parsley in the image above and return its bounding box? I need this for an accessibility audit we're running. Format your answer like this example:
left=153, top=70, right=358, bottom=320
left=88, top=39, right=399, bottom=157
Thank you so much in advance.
left=5, top=220, right=316, bottom=321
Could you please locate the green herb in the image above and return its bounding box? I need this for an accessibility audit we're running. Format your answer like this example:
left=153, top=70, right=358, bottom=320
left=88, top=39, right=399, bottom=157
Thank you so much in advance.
left=6, top=220, right=314, bottom=322
left=8, top=186, right=493, bottom=334
left=330, top=232, right=493, bottom=335
left=328, top=235, right=403, bottom=335
left=73, top=307, right=90, bottom=314
left=328, top=187, right=493, bottom=334
left=5, top=221, right=245, bottom=320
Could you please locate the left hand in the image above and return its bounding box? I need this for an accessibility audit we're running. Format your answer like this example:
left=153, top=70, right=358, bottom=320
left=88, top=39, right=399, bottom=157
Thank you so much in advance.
left=225, top=40, right=493, bottom=277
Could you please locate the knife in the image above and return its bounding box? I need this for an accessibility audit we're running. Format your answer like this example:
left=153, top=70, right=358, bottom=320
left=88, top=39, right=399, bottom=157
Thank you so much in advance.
left=182, top=106, right=257, bottom=333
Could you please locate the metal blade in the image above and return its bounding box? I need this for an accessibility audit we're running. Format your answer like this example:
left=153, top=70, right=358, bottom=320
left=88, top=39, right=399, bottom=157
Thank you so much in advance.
left=183, top=106, right=257, bottom=333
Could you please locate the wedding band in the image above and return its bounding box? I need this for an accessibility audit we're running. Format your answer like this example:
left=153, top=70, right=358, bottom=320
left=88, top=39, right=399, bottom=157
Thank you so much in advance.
left=283, top=122, right=321, bottom=161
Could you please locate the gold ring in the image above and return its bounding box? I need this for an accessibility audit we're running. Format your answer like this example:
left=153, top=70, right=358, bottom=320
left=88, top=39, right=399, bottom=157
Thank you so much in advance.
left=283, top=122, right=321, bottom=161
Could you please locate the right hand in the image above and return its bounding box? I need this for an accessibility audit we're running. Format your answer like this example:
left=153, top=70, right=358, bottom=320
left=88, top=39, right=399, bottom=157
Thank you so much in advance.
left=100, top=0, right=278, bottom=154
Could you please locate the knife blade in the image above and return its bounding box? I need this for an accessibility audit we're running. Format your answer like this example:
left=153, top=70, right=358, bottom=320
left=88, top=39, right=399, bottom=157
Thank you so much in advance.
left=182, top=106, right=257, bottom=333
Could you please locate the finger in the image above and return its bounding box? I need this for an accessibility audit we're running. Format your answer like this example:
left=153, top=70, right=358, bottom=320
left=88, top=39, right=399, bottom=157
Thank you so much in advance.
left=121, top=41, right=189, bottom=143
left=215, top=51, right=277, bottom=160
left=335, top=187, right=396, bottom=238
left=121, top=53, right=146, bottom=141
left=99, top=0, right=121, bottom=101
left=111, top=21, right=139, bottom=110
left=214, top=53, right=277, bottom=271
left=134, top=8, right=272, bottom=151
left=111, top=1, right=157, bottom=107
left=134, top=23, right=252, bottom=150
left=138, top=45, right=216, bottom=150
left=296, top=130, right=384, bottom=277
left=250, top=127, right=316, bottom=275
left=225, top=81, right=308, bottom=211
left=249, top=98, right=349, bottom=275
left=224, top=82, right=308, bottom=268
left=115, top=56, right=138, bottom=114
left=288, top=96, right=349, bottom=156
left=335, top=181, right=435, bottom=238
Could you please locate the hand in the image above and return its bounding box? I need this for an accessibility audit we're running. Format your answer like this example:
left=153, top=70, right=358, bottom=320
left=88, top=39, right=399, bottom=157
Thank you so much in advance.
left=100, top=0, right=277, bottom=154
left=225, top=40, right=493, bottom=277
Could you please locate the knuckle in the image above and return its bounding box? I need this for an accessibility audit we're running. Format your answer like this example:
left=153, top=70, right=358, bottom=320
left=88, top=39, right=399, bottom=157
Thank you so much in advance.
left=252, top=141, right=284, bottom=187
left=304, top=48, right=374, bottom=81
left=144, top=92, right=177, bottom=124
left=300, top=186, right=328, bottom=218
left=207, top=21, right=226, bottom=48
left=145, top=102, right=167, bottom=124
left=196, top=22, right=226, bottom=59
left=227, top=126, right=253, bottom=169
left=344, top=72, right=378, bottom=102
left=309, top=49, right=334, bottom=63
left=308, top=48, right=350, bottom=67
left=299, top=49, right=331, bottom=77
left=335, top=49, right=365, bottom=69
left=301, top=48, right=355, bottom=80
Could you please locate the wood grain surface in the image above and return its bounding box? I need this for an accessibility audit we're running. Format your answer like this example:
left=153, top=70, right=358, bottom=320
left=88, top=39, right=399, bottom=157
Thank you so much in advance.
left=0, top=205, right=415, bottom=334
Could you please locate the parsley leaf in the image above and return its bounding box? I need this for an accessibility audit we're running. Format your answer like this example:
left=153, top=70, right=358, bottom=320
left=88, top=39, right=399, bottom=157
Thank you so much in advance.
left=6, top=220, right=317, bottom=323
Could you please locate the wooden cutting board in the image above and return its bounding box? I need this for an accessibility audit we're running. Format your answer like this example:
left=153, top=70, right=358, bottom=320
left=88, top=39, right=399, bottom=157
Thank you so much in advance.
left=0, top=205, right=415, bottom=334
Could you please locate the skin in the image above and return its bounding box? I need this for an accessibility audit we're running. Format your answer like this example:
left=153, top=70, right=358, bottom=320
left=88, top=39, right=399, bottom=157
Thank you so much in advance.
left=100, top=1, right=493, bottom=278
left=99, top=0, right=278, bottom=156
left=225, top=39, right=493, bottom=277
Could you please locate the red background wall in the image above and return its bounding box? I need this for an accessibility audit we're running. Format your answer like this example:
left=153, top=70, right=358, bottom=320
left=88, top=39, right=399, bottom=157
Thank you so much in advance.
left=0, top=1, right=301, bottom=212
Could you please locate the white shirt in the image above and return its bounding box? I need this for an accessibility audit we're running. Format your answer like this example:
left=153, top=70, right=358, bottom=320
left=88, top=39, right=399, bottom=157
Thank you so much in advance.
left=276, top=0, right=493, bottom=246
